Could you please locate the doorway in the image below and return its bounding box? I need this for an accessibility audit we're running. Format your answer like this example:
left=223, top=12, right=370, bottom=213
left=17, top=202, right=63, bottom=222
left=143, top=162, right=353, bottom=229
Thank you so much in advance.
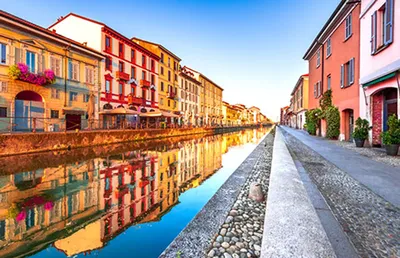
left=14, top=91, right=44, bottom=131
left=66, top=114, right=81, bottom=131
left=348, top=110, right=354, bottom=142
left=383, top=88, right=398, bottom=131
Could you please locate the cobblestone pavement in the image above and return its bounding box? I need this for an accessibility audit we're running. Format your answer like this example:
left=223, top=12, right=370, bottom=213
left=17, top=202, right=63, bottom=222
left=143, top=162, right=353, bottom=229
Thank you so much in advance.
left=206, top=135, right=273, bottom=258
left=282, top=130, right=400, bottom=258
left=330, top=140, right=400, bottom=168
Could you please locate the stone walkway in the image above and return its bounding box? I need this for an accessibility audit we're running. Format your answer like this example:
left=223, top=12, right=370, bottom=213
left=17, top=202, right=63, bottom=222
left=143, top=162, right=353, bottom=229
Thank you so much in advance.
left=281, top=126, right=400, bottom=208
left=281, top=126, right=400, bottom=258
left=206, top=136, right=273, bottom=258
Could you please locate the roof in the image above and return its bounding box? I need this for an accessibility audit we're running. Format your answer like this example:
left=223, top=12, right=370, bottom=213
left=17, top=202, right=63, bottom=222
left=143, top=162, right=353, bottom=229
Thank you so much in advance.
left=291, top=74, right=309, bottom=95
left=132, top=37, right=181, bottom=62
left=0, top=10, right=104, bottom=59
left=303, top=0, right=354, bottom=60
left=48, top=13, right=159, bottom=60
left=184, top=66, right=224, bottom=91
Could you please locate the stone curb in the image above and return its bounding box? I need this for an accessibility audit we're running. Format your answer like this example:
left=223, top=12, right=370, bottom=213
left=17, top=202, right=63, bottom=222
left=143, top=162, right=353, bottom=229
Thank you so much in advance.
left=159, top=132, right=271, bottom=258
left=260, top=127, right=336, bottom=258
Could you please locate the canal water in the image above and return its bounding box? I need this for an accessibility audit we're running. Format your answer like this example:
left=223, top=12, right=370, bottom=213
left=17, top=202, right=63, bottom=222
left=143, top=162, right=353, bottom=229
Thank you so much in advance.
left=0, top=127, right=270, bottom=258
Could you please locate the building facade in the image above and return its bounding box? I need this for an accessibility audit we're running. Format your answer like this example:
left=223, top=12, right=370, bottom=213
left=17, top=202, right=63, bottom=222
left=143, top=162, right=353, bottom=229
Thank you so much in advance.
left=179, top=66, right=201, bottom=126
left=359, top=0, right=399, bottom=146
left=0, top=11, right=104, bottom=132
left=303, top=0, right=361, bottom=141
left=49, top=13, right=160, bottom=123
left=132, top=38, right=181, bottom=121
left=290, top=74, right=309, bottom=129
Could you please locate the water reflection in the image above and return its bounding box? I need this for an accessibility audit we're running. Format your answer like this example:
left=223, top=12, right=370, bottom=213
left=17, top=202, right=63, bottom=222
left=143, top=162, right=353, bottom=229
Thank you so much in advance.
left=0, top=128, right=269, bottom=258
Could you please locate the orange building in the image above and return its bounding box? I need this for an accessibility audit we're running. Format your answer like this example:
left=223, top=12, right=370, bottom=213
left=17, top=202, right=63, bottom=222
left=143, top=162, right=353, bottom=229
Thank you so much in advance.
left=303, top=0, right=361, bottom=140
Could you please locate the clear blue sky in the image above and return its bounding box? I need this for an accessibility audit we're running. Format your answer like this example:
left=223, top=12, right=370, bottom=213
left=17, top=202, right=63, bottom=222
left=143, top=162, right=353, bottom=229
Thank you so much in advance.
left=2, top=0, right=339, bottom=121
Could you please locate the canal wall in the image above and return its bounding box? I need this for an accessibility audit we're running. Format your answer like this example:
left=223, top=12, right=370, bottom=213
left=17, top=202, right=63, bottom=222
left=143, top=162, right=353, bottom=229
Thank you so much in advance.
left=0, top=124, right=270, bottom=157
left=260, top=127, right=335, bottom=258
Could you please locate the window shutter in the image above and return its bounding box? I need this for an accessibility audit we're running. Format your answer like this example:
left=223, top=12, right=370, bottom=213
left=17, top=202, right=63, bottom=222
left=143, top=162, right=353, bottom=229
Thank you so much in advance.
left=371, top=11, right=377, bottom=54
left=68, top=60, right=72, bottom=79
left=340, top=64, right=344, bottom=88
left=350, top=58, right=355, bottom=84
left=14, top=47, right=21, bottom=64
left=384, top=0, right=394, bottom=45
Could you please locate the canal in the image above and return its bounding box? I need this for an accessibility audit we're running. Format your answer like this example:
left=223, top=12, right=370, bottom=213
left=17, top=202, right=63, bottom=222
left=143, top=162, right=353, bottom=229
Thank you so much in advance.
left=0, top=127, right=270, bottom=258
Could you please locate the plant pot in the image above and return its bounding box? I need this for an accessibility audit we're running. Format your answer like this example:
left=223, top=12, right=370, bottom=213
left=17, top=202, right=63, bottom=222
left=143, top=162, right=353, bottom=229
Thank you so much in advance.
left=354, top=138, right=365, bottom=148
left=385, top=144, right=399, bottom=156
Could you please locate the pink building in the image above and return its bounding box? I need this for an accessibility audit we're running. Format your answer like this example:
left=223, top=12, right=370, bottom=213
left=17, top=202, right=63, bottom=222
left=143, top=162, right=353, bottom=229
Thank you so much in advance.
left=49, top=14, right=160, bottom=118
left=359, top=0, right=399, bottom=146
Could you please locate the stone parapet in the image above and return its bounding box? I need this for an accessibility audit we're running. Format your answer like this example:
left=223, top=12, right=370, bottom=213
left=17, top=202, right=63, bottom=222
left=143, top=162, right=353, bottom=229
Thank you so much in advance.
left=261, top=127, right=336, bottom=258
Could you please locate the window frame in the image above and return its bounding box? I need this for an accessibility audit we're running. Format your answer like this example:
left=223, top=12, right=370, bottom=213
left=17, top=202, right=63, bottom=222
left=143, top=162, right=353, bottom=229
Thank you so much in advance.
left=345, top=13, right=353, bottom=40
left=69, top=91, right=78, bottom=102
left=105, top=35, right=112, bottom=52
left=316, top=50, right=321, bottom=68
left=0, top=42, right=7, bottom=65
left=50, top=109, right=59, bottom=119
left=327, top=74, right=331, bottom=90
left=26, top=50, right=36, bottom=73
left=85, top=66, right=95, bottom=84
left=326, top=38, right=332, bottom=57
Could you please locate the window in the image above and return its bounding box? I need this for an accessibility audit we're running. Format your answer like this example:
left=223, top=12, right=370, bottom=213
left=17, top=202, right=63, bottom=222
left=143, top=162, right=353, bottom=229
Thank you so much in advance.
left=175, top=74, right=178, bottom=81
left=106, top=56, right=112, bottom=71
left=83, top=94, right=90, bottom=102
left=371, top=0, right=394, bottom=54
left=0, top=107, right=6, bottom=117
left=161, top=66, right=164, bottom=75
left=105, top=80, right=111, bottom=93
left=151, top=60, right=155, bottom=71
left=68, top=60, right=79, bottom=81
left=0, top=43, right=7, bottom=64
left=131, top=86, right=135, bottom=95
left=160, top=53, right=164, bottom=63
left=168, top=71, right=171, bottom=81
left=0, top=81, right=7, bottom=93
left=131, top=66, right=136, bottom=79
left=161, top=81, right=164, bottom=91
left=314, top=82, right=322, bottom=98
left=119, top=61, right=124, bottom=72
left=26, top=51, right=36, bottom=72
left=326, top=38, right=331, bottom=57
left=160, top=98, right=164, bottom=105
left=142, top=71, right=146, bottom=80
left=341, top=58, right=355, bottom=88
left=119, top=42, right=124, bottom=58
left=168, top=99, right=170, bottom=107
left=345, top=13, right=352, bottom=39
left=316, top=50, right=320, bottom=67
left=85, top=66, right=94, bottom=84
left=119, top=83, right=124, bottom=94
left=131, top=49, right=135, bottom=63
left=142, top=55, right=146, bottom=67
left=69, top=92, right=78, bottom=101
left=105, top=36, right=111, bottom=52
left=327, top=75, right=331, bottom=90
left=168, top=57, right=170, bottom=67
left=50, top=110, right=59, bottom=118
left=174, top=61, right=177, bottom=71
left=51, top=88, right=60, bottom=99
left=151, top=74, right=155, bottom=85
left=50, top=56, right=62, bottom=77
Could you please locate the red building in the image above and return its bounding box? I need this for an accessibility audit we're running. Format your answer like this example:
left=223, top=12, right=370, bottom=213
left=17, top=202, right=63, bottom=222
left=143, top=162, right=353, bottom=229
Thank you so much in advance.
left=49, top=13, right=160, bottom=117
left=303, top=0, right=361, bottom=141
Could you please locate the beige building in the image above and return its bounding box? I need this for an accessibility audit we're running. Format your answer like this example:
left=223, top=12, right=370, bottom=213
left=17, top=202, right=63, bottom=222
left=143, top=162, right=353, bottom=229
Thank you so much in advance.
left=179, top=66, right=201, bottom=126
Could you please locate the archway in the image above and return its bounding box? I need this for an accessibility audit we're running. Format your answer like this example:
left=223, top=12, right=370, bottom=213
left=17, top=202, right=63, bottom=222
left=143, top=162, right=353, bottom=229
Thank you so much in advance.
left=371, top=88, right=398, bottom=146
left=14, top=91, right=44, bottom=131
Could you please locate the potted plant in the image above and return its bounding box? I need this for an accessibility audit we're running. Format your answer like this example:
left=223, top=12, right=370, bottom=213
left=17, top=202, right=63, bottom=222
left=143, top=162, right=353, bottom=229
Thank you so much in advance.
left=352, top=118, right=370, bottom=147
left=380, top=114, right=400, bottom=156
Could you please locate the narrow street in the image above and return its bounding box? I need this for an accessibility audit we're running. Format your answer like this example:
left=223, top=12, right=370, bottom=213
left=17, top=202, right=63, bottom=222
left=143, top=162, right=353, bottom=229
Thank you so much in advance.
left=280, top=126, right=400, bottom=258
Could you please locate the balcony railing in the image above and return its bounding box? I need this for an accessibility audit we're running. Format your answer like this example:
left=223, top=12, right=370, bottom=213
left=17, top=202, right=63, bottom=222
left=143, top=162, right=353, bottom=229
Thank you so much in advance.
left=168, top=91, right=176, bottom=99
left=140, top=80, right=151, bottom=87
left=116, top=71, right=130, bottom=81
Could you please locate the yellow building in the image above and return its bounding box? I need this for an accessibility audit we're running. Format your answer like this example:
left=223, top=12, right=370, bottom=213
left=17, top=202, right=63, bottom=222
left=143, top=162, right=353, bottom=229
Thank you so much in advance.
left=132, top=38, right=181, bottom=121
left=291, top=74, right=309, bottom=129
left=0, top=11, right=104, bottom=132
left=222, top=101, right=240, bottom=126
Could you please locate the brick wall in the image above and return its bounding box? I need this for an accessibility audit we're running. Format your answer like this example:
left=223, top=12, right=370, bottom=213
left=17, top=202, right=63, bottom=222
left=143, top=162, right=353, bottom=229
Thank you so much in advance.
left=372, top=93, right=383, bottom=145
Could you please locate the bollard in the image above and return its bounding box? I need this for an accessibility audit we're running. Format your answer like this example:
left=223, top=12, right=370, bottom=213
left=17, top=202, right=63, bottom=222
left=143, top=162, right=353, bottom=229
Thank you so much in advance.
left=249, top=182, right=265, bottom=202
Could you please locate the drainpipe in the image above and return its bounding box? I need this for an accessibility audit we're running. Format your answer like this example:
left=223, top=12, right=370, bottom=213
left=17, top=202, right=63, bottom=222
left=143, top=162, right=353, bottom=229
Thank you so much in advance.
left=64, top=45, right=71, bottom=107
left=316, top=40, right=324, bottom=93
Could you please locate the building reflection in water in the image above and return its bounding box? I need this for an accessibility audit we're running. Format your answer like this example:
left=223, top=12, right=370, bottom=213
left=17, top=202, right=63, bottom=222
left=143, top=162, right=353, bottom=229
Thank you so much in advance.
left=0, top=128, right=269, bottom=258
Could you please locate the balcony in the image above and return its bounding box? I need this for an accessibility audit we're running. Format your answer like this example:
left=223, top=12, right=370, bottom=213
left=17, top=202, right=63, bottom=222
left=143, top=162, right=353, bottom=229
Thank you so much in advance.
left=140, top=79, right=151, bottom=87
left=128, top=94, right=142, bottom=105
left=116, top=71, right=130, bottom=81
left=151, top=65, right=155, bottom=73
left=168, top=91, right=176, bottom=99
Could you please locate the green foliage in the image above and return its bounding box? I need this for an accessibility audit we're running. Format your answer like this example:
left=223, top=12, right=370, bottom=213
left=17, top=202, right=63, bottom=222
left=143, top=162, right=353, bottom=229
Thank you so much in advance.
left=305, top=108, right=322, bottom=135
left=8, top=64, right=21, bottom=80
left=352, top=118, right=370, bottom=140
left=319, top=90, right=333, bottom=114
left=381, top=114, right=400, bottom=145
left=325, top=106, right=340, bottom=139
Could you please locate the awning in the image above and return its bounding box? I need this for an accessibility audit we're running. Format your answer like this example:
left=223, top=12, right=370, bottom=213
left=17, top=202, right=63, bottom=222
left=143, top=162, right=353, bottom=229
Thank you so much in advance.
left=139, top=107, right=162, bottom=117
left=63, top=107, right=85, bottom=115
left=363, top=72, right=396, bottom=87
left=161, top=111, right=179, bottom=118
left=99, top=107, right=139, bottom=115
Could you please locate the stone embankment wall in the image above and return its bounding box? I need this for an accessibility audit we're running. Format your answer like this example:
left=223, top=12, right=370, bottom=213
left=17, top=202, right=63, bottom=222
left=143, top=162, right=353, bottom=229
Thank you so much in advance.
left=0, top=125, right=269, bottom=157
left=261, top=127, right=336, bottom=258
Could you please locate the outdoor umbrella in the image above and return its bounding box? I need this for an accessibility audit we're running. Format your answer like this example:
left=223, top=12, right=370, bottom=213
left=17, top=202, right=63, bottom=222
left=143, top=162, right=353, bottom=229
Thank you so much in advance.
left=87, top=93, right=96, bottom=129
